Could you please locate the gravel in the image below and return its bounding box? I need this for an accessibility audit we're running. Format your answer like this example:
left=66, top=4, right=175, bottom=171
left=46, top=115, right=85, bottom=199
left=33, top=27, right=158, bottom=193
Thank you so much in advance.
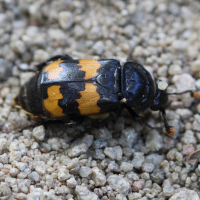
left=169, top=188, right=200, bottom=200
left=0, top=0, right=200, bottom=199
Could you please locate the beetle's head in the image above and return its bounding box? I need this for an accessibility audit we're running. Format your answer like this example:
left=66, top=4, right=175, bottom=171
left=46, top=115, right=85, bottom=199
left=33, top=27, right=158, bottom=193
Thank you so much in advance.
left=150, top=80, right=168, bottom=111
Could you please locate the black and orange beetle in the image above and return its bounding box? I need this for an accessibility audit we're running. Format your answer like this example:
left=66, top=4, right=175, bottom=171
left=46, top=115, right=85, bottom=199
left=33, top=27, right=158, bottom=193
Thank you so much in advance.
left=14, top=54, right=199, bottom=136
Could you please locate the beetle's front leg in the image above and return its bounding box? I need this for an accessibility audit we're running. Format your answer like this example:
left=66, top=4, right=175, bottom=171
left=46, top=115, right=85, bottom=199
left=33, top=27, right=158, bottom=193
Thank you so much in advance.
left=124, top=105, right=143, bottom=124
left=124, top=104, right=155, bottom=129
left=110, top=109, right=121, bottom=120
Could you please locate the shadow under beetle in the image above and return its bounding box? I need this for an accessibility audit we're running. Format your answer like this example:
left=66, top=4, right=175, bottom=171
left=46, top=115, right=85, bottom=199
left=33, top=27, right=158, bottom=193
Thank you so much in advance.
left=14, top=54, right=199, bottom=136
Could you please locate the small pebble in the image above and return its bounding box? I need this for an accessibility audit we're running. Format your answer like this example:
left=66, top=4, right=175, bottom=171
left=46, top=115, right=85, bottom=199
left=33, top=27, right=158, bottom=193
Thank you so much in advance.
left=181, top=130, right=196, bottom=144
left=104, top=146, right=122, bottom=161
left=33, top=49, right=49, bottom=63
left=32, top=125, right=45, bottom=141
left=142, top=163, right=155, bottom=173
left=48, top=138, right=61, bottom=151
left=67, top=177, right=78, bottom=188
left=15, top=162, right=27, bottom=171
left=79, top=166, right=92, bottom=178
left=120, top=162, right=134, bottom=172
left=92, top=167, right=106, bottom=186
left=33, top=161, right=46, bottom=175
left=75, top=185, right=98, bottom=200
left=93, top=139, right=107, bottom=149
left=163, top=185, right=175, bottom=197
left=107, top=175, right=130, bottom=195
left=0, top=59, right=12, bottom=82
left=141, top=172, right=150, bottom=180
left=0, top=153, right=8, bottom=164
left=132, top=152, right=144, bottom=169
left=66, top=158, right=80, bottom=169
left=28, top=171, right=40, bottom=182
left=145, top=130, right=163, bottom=151
left=45, top=174, right=54, bottom=188
left=58, top=11, right=74, bottom=30
left=168, top=64, right=182, bottom=75
left=10, top=168, right=20, bottom=177
left=132, top=179, right=145, bottom=192
left=93, top=41, right=104, bottom=55
left=150, top=169, right=165, bottom=184
left=68, top=143, right=88, bottom=157
left=58, top=166, right=71, bottom=181
left=191, top=59, right=200, bottom=72
left=119, top=127, right=137, bottom=147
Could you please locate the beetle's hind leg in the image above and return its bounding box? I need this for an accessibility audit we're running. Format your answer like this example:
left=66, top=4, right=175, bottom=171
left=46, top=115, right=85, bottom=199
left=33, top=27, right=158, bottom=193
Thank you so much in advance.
left=15, top=61, right=38, bottom=73
left=16, top=54, right=73, bottom=73
left=34, top=54, right=73, bottom=71
left=64, top=117, right=84, bottom=127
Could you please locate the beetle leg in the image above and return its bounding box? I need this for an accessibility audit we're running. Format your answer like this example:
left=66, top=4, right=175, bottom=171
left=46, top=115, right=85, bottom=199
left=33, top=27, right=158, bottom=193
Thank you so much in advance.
left=15, top=62, right=38, bottom=72
left=160, top=108, right=175, bottom=137
left=88, top=108, right=121, bottom=129
left=124, top=104, right=155, bottom=129
left=64, top=117, right=84, bottom=127
left=34, top=54, right=73, bottom=71
left=110, top=109, right=121, bottom=120
left=18, top=122, right=45, bottom=132
left=16, top=54, right=73, bottom=72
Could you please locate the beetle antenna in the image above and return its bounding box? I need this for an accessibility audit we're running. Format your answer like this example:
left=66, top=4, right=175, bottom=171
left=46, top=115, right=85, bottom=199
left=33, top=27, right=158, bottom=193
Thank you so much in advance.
left=160, top=108, right=175, bottom=137
left=167, top=90, right=199, bottom=99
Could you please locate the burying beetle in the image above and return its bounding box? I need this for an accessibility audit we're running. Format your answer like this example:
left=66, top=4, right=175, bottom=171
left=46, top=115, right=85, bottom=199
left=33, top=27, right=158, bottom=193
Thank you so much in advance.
left=14, top=54, right=199, bottom=136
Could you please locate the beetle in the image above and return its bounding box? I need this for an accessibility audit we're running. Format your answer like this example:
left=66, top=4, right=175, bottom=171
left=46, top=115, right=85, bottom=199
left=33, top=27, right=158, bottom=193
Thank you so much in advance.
left=14, top=54, right=199, bottom=136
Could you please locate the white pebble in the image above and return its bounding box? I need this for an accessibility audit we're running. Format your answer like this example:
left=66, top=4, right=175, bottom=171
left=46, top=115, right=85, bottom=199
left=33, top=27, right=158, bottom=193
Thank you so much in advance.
left=191, top=59, right=200, bottom=72
left=75, top=185, right=98, bottom=200
left=158, top=81, right=168, bottom=90
left=92, top=167, right=106, bottom=186
left=58, top=11, right=73, bottom=30
left=168, top=64, right=182, bottom=75
left=120, top=162, right=134, bottom=172
left=67, top=177, right=78, bottom=188
left=32, top=125, right=45, bottom=141
left=33, top=161, right=46, bottom=175
left=58, top=166, right=71, bottom=181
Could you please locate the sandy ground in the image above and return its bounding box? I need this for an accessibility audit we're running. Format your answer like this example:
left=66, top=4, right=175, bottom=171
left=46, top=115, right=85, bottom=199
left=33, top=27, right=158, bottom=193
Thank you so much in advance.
left=0, top=0, right=200, bottom=199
